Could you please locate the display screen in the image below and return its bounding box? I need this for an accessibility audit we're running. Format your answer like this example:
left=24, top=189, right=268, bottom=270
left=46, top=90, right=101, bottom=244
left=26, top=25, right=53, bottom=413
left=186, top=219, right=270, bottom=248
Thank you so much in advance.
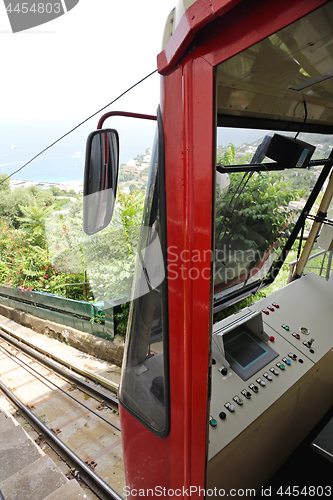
left=225, top=331, right=267, bottom=369
left=224, top=326, right=278, bottom=380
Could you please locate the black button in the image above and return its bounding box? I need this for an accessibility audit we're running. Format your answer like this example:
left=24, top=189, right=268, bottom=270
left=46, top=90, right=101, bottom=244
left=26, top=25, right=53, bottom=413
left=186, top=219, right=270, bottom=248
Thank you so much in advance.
left=299, top=359, right=304, bottom=364
left=219, top=412, right=227, bottom=420
left=212, top=358, right=216, bottom=365
left=221, top=367, right=228, bottom=376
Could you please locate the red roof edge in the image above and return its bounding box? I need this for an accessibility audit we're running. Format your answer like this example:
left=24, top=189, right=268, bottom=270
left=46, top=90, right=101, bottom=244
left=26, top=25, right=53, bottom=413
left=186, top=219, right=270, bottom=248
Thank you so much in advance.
left=157, top=0, right=242, bottom=75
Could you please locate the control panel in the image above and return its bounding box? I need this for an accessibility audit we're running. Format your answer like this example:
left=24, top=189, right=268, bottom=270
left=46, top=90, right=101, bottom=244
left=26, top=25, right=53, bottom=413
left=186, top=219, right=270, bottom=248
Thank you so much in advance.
left=208, top=273, right=333, bottom=466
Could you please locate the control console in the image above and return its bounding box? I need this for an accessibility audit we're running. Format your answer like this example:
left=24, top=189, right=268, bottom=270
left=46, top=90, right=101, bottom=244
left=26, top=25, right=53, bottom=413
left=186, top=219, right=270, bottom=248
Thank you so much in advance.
left=208, top=273, right=333, bottom=494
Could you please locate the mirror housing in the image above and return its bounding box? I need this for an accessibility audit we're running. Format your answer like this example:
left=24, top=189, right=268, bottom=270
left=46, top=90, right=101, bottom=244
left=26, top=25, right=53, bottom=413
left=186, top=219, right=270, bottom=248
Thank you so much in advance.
left=83, top=129, right=119, bottom=235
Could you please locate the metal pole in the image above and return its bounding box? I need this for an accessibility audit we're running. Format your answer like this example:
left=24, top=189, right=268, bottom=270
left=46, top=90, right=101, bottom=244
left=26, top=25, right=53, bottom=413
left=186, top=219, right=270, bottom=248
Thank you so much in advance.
left=325, top=251, right=333, bottom=281
left=294, top=161, right=333, bottom=279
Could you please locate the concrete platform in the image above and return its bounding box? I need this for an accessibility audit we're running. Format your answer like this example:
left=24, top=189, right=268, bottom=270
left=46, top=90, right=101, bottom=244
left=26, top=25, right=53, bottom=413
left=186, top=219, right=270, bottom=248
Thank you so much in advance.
left=0, top=409, right=87, bottom=500
left=0, top=303, right=124, bottom=367
left=44, top=480, right=88, bottom=500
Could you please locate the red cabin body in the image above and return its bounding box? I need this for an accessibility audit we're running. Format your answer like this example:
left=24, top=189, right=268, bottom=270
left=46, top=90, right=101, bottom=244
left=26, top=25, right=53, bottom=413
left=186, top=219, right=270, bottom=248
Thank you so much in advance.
left=117, top=1, right=333, bottom=498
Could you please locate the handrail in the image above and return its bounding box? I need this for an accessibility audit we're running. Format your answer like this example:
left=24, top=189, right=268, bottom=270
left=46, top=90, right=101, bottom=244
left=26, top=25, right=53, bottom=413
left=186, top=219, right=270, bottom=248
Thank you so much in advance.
left=97, top=111, right=156, bottom=129
left=288, top=249, right=331, bottom=283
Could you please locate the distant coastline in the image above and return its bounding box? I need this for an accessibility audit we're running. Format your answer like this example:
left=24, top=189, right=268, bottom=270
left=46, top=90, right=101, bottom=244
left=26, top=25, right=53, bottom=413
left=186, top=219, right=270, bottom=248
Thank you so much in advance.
left=10, top=178, right=83, bottom=194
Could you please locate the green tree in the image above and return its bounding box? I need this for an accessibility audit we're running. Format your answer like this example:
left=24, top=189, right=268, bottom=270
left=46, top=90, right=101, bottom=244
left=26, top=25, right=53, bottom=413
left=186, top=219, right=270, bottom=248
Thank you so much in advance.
left=16, top=202, right=56, bottom=247
left=0, top=220, right=52, bottom=291
left=0, top=185, right=53, bottom=229
left=0, top=174, right=10, bottom=193
left=215, top=143, right=308, bottom=290
left=78, top=188, right=145, bottom=302
left=117, top=189, right=145, bottom=254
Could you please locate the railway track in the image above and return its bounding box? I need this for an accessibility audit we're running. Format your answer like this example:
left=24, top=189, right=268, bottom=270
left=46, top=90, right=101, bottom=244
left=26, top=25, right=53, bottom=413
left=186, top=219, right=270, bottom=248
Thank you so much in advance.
left=0, top=326, right=125, bottom=500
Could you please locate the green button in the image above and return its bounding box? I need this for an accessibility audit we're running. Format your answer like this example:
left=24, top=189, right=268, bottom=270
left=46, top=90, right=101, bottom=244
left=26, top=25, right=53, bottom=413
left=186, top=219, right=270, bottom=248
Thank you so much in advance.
left=280, top=364, right=285, bottom=370
left=210, top=418, right=217, bottom=428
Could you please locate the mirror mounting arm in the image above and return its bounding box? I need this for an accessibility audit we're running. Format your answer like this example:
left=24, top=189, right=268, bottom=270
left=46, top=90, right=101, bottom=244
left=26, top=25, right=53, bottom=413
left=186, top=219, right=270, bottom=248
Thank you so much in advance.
left=97, top=111, right=157, bottom=129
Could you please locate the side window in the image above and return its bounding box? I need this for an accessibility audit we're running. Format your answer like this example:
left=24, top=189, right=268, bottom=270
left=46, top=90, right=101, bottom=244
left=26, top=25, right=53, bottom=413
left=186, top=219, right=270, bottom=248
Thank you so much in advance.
left=119, top=109, right=169, bottom=436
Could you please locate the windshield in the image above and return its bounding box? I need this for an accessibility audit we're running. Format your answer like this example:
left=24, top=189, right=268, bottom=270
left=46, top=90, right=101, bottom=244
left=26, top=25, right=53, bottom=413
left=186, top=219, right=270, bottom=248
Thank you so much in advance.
left=213, top=130, right=332, bottom=309
left=119, top=110, right=169, bottom=436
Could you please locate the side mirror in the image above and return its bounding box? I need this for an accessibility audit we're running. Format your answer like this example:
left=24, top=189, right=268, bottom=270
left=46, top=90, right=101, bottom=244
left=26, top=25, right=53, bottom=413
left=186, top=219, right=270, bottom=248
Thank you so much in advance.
left=83, top=129, right=119, bottom=235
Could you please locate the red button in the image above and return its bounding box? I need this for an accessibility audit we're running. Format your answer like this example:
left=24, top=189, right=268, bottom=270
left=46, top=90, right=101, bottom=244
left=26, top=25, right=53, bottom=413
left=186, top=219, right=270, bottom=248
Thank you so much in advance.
left=263, top=310, right=269, bottom=315
left=270, top=336, right=275, bottom=342
left=268, top=307, right=274, bottom=312
left=273, top=303, right=280, bottom=308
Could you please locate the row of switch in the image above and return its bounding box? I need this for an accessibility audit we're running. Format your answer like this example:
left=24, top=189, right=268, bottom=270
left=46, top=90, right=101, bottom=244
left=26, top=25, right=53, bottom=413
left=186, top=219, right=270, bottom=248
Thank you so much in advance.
left=292, top=333, right=315, bottom=353
left=262, top=302, right=280, bottom=315
left=282, top=325, right=316, bottom=354
left=210, top=353, right=300, bottom=426
left=210, top=380, right=262, bottom=424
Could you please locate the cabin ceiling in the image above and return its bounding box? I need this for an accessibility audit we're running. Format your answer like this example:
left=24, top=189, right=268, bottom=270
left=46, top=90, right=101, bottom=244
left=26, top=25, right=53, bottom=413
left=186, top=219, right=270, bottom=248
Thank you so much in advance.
left=216, top=3, right=333, bottom=130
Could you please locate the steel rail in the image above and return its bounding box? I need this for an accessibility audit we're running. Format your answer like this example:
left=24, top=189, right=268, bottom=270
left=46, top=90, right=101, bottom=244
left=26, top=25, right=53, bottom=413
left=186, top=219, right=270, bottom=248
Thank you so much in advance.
left=0, top=321, right=119, bottom=393
left=0, top=341, right=121, bottom=432
left=0, top=329, right=118, bottom=410
left=0, top=380, right=123, bottom=500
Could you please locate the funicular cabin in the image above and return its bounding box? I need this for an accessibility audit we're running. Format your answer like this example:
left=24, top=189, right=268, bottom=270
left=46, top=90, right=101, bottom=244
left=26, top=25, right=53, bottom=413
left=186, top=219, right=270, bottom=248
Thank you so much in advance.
left=84, top=1, right=333, bottom=498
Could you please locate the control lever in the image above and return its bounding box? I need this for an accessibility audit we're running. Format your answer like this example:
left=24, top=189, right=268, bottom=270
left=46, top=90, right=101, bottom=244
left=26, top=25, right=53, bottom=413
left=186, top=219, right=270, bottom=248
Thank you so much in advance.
left=217, top=355, right=230, bottom=376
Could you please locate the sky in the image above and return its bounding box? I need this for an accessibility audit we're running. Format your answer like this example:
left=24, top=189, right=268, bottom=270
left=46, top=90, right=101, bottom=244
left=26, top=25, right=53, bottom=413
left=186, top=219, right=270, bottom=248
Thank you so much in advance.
left=0, top=0, right=267, bottom=181
left=0, top=0, right=178, bottom=179
left=0, top=0, right=176, bottom=119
